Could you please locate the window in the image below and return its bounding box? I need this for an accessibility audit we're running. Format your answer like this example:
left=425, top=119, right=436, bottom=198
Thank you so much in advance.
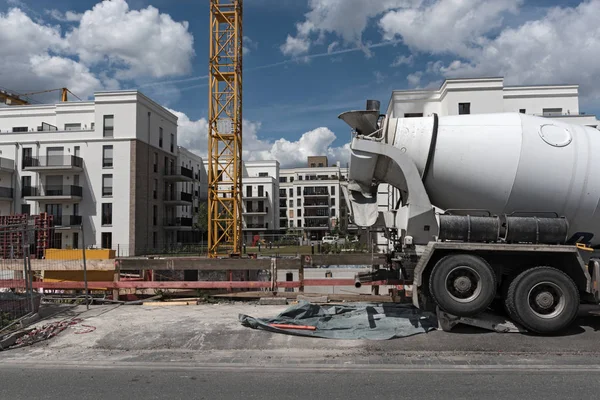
left=297, top=209, right=302, bottom=217
left=72, top=232, right=79, bottom=249
left=246, top=186, right=252, bottom=198
left=519, top=109, right=526, bottom=114
left=170, top=133, right=174, bottom=153
left=64, top=123, right=81, bottom=131
left=279, top=177, right=287, bottom=183
left=153, top=205, right=157, bottom=226
left=297, top=219, right=302, bottom=228
left=22, top=147, right=32, bottom=169
left=290, top=177, right=294, bottom=183
left=102, top=174, right=113, bottom=197
left=102, top=145, right=113, bottom=168
left=458, top=103, right=471, bottom=115
left=318, top=163, right=323, bottom=167
left=153, top=153, right=158, bottom=173
left=159, top=127, right=163, bottom=147
left=101, top=232, right=112, bottom=249
left=289, top=188, right=293, bottom=197
left=258, top=185, right=264, bottom=197
left=310, top=163, right=316, bottom=167
left=298, top=176, right=303, bottom=181
left=12, top=127, right=28, bottom=132
left=103, top=115, right=114, bottom=137
left=331, top=186, right=335, bottom=196
left=258, top=172, right=268, bottom=177
left=297, top=199, right=300, bottom=207
left=297, top=187, right=301, bottom=196
left=331, top=208, right=336, bottom=217
left=153, top=179, right=158, bottom=199
left=164, top=157, right=169, bottom=174
left=404, top=113, right=424, bottom=118
left=289, top=200, right=293, bottom=208
left=91, top=122, right=95, bottom=130
left=102, top=203, right=112, bottom=226
left=331, top=198, right=335, bottom=206
left=21, top=204, right=31, bottom=215
left=543, top=108, right=563, bottom=116
left=74, top=146, right=80, bottom=158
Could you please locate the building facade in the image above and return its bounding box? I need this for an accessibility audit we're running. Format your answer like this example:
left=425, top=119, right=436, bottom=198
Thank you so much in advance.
left=0, top=90, right=205, bottom=256
left=386, top=77, right=599, bottom=127
left=278, top=158, right=350, bottom=241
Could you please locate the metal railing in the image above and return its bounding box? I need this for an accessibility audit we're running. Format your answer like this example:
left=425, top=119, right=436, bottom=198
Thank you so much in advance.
left=164, top=191, right=193, bottom=203
left=164, top=166, right=194, bottom=179
left=23, top=185, right=83, bottom=197
left=0, top=157, right=15, bottom=170
left=0, top=186, right=14, bottom=198
left=303, top=189, right=329, bottom=196
left=23, top=155, right=83, bottom=168
left=53, top=215, right=83, bottom=227
left=164, top=217, right=193, bottom=227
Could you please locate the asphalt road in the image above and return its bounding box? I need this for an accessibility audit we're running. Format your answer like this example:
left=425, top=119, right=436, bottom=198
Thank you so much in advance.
left=1, top=364, right=599, bottom=400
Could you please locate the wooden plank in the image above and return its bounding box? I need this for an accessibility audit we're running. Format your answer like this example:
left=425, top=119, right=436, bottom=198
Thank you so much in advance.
left=2, top=259, right=115, bottom=271
left=116, top=257, right=274, bottom=271
left=213, top=291, right=398, bottom=303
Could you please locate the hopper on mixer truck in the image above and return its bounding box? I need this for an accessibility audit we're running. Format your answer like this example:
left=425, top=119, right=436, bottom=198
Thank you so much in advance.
left=339, top=100, right=600, bottom=334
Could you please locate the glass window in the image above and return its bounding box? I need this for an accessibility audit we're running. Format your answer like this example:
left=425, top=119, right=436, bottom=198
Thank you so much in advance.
left=102, top=203, right=112, bottom=225
left=103, top=145, right=113, bottom=168
left=103, top=115, right=114, bottom=137
left=102, top=174, right=113, bottom=197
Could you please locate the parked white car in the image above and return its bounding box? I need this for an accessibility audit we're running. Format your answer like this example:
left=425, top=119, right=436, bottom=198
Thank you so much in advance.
left=321, top=236, right=337, bottom=244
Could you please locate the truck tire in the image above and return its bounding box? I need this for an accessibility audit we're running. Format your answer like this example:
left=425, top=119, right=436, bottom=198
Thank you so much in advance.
left=429, top=254, right=497, bottom=317
left=505, top=267, right=579, bottom=334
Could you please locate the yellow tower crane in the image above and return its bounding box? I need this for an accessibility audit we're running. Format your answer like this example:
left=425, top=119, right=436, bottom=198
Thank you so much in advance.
left=0, top=87, right=80, bottom=106
left=207, top=0, right=243, bottom=257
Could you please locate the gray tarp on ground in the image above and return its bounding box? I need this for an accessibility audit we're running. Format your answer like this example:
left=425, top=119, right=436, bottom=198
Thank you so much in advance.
left=239, top=301, right=438, bottom=340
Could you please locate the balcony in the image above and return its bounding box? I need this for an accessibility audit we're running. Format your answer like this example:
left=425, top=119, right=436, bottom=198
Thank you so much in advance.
left=304, top=213, right=330, bottom=218
left=243, top=208, right=267, bottom=215
left=304, top=201, right=329, bottom=208
left=164, top=166, right=194, bottom=182
left=304, top=218, right=330, bottom=230
left=164, top=217, right=193, bottom=230
left=0, top=157, right=15, bottom=173
left=23, top=155, right=83, bottom=172
left=23, top=185, right=83, bottom=201
left=164, top=191, right=193, bottom=206
left=243, top=192, right=268, bottom=200
left=0, top=186, right=14, bottom=201
left=303, top=189, right=329, bottom=197
left=244, top=223, right=268, bottom=230
left=53, top=215, right=83, bottom=229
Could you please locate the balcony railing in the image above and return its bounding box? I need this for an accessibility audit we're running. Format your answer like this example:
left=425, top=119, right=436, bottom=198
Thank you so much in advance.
left=164, top=191, right=193, bottom=203
left=164, top=166, right=194, bottom=180
left=246, top=223, right=267, bottom=229
left=304, top=201, right=329, bottom=207
left=0, top=157, right=15, bottom=170
left=305, top=213, right=330, bottom=218
left=23, top=185, right=83, bottom=197
left=23, top=155, right=83, bottom=169
left=0, top=186, right=14, bottom=199
left=164, top=217, right=193, bottom=227
left=303, top=189, right=329, bottom=196
left=53, top=215, right=83, bottom=227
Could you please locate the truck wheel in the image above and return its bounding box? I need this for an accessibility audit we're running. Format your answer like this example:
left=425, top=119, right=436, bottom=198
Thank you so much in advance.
left=429, top=254, right=497, bottom=317
left=505, top=267, right=579, bottom=334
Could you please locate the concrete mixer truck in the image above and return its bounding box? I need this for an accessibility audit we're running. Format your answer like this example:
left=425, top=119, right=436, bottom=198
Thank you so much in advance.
left=339, top=100, right=600, bottom=334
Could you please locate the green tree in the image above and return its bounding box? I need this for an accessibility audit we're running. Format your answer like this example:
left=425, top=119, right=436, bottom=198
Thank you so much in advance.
left=194, top=201, right=209, bottom=233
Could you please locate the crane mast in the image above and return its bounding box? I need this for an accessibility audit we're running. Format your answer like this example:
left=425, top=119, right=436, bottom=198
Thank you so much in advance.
left=207, top=0, right=243, bottom=257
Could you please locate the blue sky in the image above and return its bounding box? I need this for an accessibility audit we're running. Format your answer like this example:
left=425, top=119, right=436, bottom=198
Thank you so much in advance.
left=1, top=0, right=599, bottom=166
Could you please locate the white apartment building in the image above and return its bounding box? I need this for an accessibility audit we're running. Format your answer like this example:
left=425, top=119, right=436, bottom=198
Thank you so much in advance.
left=0, top=90, right=206, bottom=256
left=242, top=160, right=279, bottom=244
left=387, top=77, right=599, bottom=127
left=279, top=156, right=351, bottom=241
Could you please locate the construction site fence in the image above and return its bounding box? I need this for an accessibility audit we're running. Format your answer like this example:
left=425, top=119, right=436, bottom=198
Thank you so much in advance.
left=112, top=239, right=378, bottom=258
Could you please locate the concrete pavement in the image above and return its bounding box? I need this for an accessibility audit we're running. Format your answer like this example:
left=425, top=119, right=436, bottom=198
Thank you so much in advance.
left=2, top=302, right=600, bottom=367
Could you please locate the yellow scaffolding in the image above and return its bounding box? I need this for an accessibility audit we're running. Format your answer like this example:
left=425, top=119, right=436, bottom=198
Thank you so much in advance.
left=207, top=0, right=243, bottom=257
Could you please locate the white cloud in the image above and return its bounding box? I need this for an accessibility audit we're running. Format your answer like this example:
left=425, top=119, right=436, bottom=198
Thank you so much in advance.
left=281, top=0, right=420, bottom=56
left=391, top=54, right=414, bottom=67
left=46, top=9, right=83, bottom=22
left=373, top=71, right=386, bottom=84
left=429, top=1, right=600, bottom=100
left=66, top=0, right=194, bottom=79
left=280, top=35, right=311, bottom=57
left=243, top=36, right=258, bottom=56
left=0, top=1, right=195, bottom=102
left=406, top=71, right=422, bottom=87
left=379, top=0, right=522, bottom=56
left=171, top=109, right=349, bottom=168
